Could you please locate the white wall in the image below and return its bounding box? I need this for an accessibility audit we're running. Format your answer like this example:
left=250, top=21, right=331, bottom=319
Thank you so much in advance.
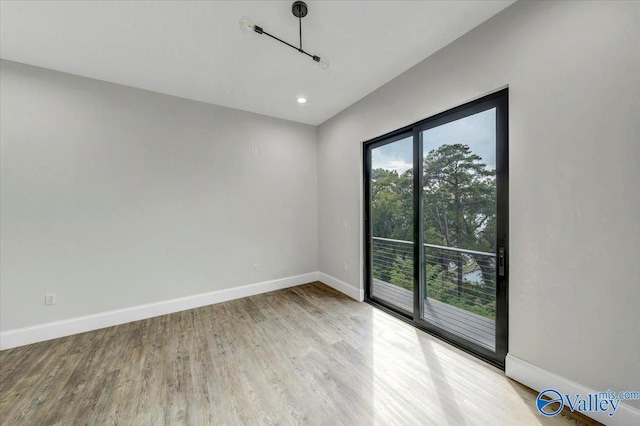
left=0, top=60, right=318, bottom=332
left=318, top=0, right=640, bottom=410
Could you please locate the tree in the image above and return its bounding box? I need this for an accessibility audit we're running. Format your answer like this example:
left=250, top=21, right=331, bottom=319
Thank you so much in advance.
left=371, top=168, right=413, bottom=241
left=423, top=144, right=495, bottom=295
left=389, top=254, right=413, bottom=290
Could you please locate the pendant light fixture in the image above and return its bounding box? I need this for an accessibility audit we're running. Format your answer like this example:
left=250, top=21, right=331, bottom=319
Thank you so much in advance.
left=239, top=1, right=329, bottom=69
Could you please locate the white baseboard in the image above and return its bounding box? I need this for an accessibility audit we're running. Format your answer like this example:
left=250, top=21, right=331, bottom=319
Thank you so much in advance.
left=318, top=272, right=364, bottom=301
left=0, top=272, right=319, bottom=351
left=506, top=354, right=640, bottom=426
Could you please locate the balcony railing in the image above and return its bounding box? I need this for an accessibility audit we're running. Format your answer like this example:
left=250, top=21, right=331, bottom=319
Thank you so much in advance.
left=371, top=236, right=496, bottom=350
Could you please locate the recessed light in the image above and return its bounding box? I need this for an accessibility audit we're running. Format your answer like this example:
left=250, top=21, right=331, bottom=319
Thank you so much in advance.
left=297, top=97, right=307, bottom=104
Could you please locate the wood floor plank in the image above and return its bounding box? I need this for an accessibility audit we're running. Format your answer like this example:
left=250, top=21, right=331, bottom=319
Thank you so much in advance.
left=0, top=282, right=600, bottom=425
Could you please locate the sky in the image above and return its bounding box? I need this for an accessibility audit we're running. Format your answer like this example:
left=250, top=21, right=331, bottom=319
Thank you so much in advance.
left=372, top=108, right=496, bottom=173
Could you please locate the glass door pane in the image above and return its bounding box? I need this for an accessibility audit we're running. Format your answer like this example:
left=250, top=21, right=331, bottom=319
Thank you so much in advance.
left=421, top=108, right=498, bottom=351
left=368, top=136, right=414, bottom=314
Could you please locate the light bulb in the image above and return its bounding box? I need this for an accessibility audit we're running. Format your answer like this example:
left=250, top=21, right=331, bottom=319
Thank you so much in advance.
left=318, top=56, right=329, bottom=70
left=239, top=17, right=255, bottom=33
left=297, top=97, right=307, bottom=104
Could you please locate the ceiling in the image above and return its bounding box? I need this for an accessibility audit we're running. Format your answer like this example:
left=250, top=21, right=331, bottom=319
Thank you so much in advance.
left=0, top=1, right=515, bottom=125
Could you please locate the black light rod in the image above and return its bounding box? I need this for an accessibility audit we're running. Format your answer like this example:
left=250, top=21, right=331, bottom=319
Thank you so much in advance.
left=255, top=25, right=320, bottom=62
left=241, top=2, right=325, bottom=67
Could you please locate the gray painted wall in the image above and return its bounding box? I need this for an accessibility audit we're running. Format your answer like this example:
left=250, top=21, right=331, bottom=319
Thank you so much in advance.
left=317, top=0, right=639, bottom=407
left=1, top=60, right=318, bottom=331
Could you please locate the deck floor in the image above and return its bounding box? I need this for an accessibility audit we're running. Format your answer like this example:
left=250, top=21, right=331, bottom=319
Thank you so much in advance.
left=372, top=279, right=495, bottom=350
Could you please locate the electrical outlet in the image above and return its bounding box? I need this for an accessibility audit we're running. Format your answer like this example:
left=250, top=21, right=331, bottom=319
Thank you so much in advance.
left=343, top=262, right=348, bottom=271
left=252, top=264, right=258, bottom=272
left=45, top=293, right=56, bottom=305
left=251, top=147, right=258, bottom=156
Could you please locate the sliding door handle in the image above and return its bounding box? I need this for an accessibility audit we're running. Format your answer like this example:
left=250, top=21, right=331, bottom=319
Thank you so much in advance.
left=498, top=247, right=505, bottom=276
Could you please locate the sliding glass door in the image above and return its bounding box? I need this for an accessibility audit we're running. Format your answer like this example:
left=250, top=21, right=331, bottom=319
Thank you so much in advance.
left=364, top=90, right=508, bottom=366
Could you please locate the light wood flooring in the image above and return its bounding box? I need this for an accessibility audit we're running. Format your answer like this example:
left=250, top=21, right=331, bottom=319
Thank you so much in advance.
left=0, top=282, right=599, bottom=425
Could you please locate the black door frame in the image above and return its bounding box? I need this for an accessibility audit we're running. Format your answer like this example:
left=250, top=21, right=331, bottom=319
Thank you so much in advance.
left=363, top=89, right=509, bottom=368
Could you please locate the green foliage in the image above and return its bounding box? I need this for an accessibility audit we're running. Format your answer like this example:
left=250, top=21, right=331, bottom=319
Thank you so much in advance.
left=422, top=144, right=496, bottom=252
left=425, top=264, right=495, bottom=318
left=371, top=168, right=413, bottom=241
left=390, top=255, right=413, bottom=290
